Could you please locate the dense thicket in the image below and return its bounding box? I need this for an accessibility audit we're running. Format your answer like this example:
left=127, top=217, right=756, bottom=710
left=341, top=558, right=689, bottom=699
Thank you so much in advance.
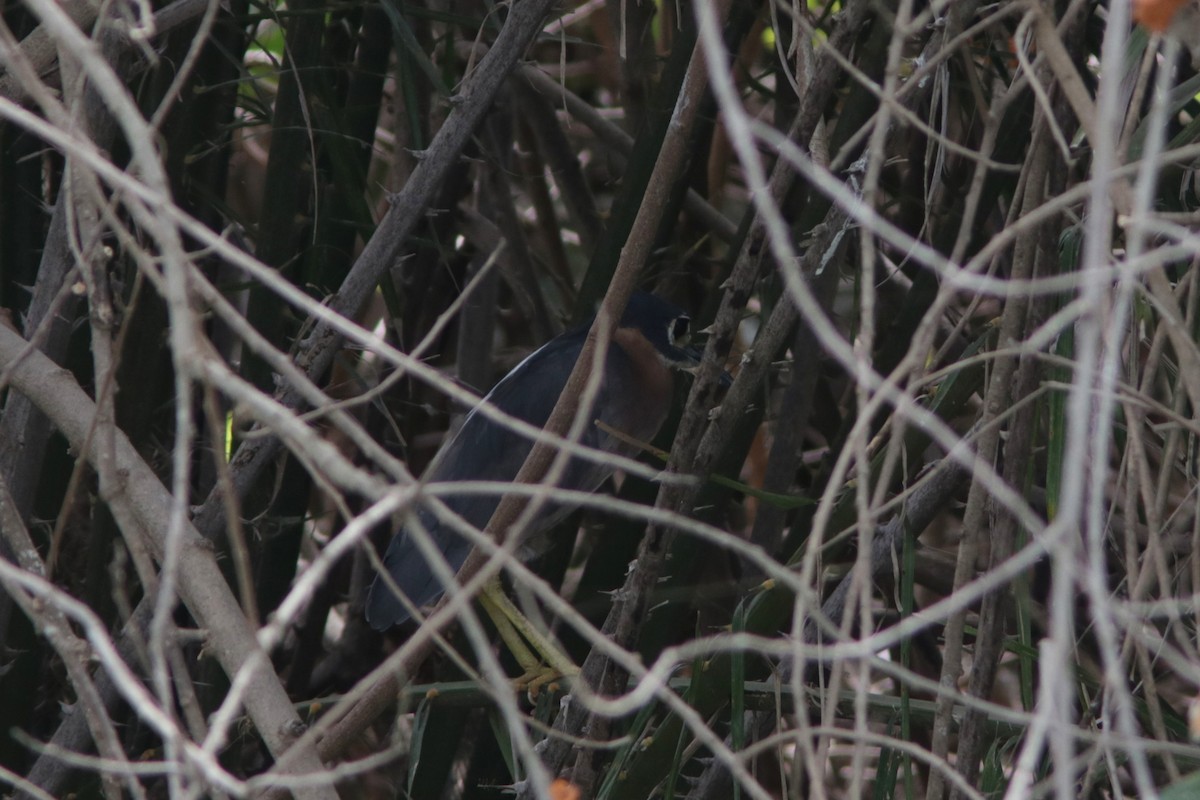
left=3, top=1, right=1200, bottom=798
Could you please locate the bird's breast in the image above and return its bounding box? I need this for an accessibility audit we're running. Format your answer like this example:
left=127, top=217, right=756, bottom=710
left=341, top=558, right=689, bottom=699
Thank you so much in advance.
left=608, top=327, right=674, bottom=444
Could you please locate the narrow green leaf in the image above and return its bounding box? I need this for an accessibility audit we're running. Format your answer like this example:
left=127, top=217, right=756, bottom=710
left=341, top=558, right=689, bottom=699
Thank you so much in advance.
left=486, top=708, right=518, bottom=782
left=379, top=3, right=451, bottom=98
left=406, top=694, right=433, bottom=796
left=731, top=604, right=747, bottom=800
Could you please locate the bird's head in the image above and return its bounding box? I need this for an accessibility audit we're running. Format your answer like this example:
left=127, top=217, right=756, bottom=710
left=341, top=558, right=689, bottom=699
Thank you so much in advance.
left=618, top=292, right=703, bottom=373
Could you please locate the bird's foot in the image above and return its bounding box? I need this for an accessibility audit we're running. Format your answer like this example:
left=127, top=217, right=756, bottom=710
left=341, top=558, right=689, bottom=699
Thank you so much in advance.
left=513, top=662, right=579, bottom=698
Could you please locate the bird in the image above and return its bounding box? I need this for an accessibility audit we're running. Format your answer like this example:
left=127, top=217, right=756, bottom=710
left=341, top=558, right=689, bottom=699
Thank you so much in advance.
left=365, top=292, right=702, bottom=637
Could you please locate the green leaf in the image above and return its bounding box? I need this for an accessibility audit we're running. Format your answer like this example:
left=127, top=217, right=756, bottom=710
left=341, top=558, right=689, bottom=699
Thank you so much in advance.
left=1162, top=770, right=1200, bottom=800
left=406, top=694, right=433, bottom=796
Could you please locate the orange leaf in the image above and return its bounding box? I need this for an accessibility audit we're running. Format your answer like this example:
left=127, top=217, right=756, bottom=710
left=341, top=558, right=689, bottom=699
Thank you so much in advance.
left=1133, top=0, right=1191, bottom=32
left=549, top=778, right=581, bottom=800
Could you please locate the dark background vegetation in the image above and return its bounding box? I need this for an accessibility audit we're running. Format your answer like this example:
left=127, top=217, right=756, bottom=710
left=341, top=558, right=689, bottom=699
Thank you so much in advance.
left=3, top=0, right=1200, bottom=797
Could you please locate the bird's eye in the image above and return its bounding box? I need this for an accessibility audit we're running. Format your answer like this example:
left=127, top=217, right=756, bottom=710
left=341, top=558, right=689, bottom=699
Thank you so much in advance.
left=670, top=316, right=691, bottom=347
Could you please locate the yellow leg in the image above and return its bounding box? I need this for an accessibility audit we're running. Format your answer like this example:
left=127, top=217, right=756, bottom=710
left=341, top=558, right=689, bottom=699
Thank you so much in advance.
left=478, top=576, right=579, bottom=694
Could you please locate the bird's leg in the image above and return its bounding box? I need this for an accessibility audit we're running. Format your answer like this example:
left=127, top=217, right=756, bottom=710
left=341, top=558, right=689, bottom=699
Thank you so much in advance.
left=477, top=590, right=542, bottom=676
left=478, top=575, right=579, bottom=694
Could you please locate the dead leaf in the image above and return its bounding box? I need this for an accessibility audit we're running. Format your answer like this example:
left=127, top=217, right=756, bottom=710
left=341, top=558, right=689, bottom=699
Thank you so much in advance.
left=1133, top=0, right=1191, bottom=32
left=549, top=778, right=581, bottom=800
